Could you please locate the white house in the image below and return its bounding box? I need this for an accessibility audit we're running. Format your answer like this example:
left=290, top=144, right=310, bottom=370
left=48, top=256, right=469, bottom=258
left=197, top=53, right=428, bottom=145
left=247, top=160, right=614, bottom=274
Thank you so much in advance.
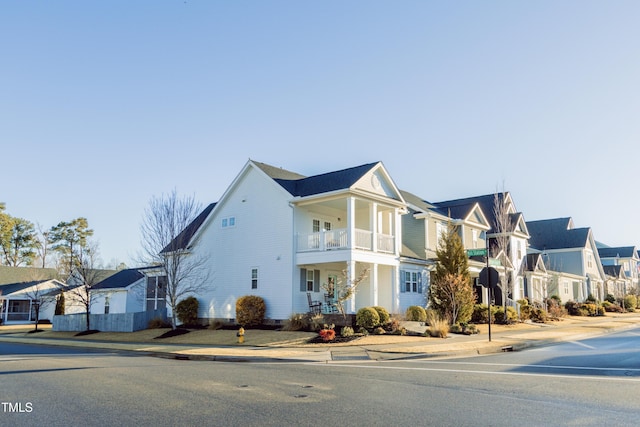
left=166, top=159, right=410, bottom=323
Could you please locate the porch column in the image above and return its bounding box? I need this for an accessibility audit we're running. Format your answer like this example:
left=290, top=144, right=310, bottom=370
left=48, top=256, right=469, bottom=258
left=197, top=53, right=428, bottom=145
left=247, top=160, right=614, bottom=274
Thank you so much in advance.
left=348, top=260, right=356, bottom=314
left=347, top=197, right=355, bottom=250
left=371, top=202, right=378, bottom=252
left=370, top=263, right=379, bottom=306
left=392, top=265, right=400, bottom=313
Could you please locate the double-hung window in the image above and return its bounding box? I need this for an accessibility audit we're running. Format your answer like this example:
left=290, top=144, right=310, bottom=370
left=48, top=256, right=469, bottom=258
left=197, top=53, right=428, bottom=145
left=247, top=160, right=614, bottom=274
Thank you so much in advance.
left=251, top=268, right=258, bottom=289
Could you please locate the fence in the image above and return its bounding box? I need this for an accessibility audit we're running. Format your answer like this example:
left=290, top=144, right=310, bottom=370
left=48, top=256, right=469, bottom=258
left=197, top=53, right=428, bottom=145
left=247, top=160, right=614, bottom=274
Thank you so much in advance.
left=53, top=309, right=167, bottom=332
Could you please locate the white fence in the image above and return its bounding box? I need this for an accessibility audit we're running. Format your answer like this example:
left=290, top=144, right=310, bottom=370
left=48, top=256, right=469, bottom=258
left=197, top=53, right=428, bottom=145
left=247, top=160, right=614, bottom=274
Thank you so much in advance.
left=53, top=309, right=167, bottom=332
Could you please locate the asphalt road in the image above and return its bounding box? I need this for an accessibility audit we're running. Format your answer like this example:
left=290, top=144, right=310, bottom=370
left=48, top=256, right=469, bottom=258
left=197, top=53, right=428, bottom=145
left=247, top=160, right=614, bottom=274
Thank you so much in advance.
left=1, top=328, right=639, bottom=426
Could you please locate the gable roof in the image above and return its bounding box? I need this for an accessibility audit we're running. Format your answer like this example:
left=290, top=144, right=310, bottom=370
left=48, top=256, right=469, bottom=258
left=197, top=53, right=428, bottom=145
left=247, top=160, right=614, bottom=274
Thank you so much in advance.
left=603, top=264, right=624, bottom=278
left=400, top=190, right=436, bottom=214
left=272, top=162, right=380, bottom=197
left=93, top=268, right=145, bottom=290
left=526, top=218, right=590, bottom=251
left=0, top=266, right=59, bottom=286
left=0, top=279, right=67, bottom=298
left=598, top=246, right=638, bottom=259
left=161, top=202, right=217, bottom=253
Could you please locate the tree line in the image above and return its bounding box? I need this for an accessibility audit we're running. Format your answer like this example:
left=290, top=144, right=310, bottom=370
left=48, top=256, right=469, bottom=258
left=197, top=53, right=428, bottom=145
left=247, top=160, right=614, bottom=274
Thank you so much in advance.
left=0, top=202, right=96, bottom=277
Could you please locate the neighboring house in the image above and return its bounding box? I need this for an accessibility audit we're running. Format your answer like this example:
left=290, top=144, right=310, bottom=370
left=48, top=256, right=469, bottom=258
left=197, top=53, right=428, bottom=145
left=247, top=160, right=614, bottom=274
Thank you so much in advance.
left=63, top=268, right=117, bottom=315
left=164, top=159, right=409, bottom=323
left=431, top=192, right=530, bottom=306
left=546, top=270, right=584, bottom=304
left=90, top=268, right=148, bottom=314
left=602, top=265, right=628, bottom=300
left=0, top=266, right=64, bottom=324
left=527, top=217, right=606, bottom=302
left=521, top=253, right=548, bottom=305
left=597, top=245, right=638, bottom=296
left=401, top=190, right=492, bottom=305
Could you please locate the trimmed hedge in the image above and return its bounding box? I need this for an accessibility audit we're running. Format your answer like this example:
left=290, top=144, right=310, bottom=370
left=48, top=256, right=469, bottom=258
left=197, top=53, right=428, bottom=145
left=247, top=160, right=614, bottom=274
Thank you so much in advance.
left=406, top=305, right=427, bottom=322
left=236, top=295, right=267, bottom=327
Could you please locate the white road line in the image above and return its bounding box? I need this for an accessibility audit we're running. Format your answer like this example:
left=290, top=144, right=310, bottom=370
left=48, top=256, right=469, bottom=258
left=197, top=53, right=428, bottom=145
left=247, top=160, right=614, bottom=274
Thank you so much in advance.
left=404, top=359, right=640, bottom=373
left=313, top=362, right=640, bottom=382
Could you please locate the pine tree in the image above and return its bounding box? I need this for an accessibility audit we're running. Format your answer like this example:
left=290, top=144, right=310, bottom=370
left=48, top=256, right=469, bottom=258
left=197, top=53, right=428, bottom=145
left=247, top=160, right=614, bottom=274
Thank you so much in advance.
left=429, top=222, right=475, bottom=324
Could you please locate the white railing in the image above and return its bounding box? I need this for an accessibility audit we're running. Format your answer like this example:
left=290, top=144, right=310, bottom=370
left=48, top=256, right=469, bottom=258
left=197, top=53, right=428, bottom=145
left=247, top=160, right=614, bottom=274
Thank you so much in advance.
left=377, top=233, right=395, bottom=253
left=297, top=228, right=395, bottom=254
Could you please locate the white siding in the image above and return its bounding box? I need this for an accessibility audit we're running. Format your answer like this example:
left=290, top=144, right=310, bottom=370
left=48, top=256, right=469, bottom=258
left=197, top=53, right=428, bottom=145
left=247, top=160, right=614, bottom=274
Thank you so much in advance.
left=193, top=166, right=295, bottom=321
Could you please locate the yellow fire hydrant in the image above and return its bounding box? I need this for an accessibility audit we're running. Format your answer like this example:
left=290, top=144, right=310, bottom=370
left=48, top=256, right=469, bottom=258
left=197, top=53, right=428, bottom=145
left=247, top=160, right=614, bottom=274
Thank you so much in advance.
left=237, top=327, right=245, bottom=344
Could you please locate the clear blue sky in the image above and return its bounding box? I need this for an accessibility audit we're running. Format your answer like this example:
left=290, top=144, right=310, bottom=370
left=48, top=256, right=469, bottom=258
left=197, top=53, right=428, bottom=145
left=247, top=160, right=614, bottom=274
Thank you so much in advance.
left=2, top=1, right=639, bottom=267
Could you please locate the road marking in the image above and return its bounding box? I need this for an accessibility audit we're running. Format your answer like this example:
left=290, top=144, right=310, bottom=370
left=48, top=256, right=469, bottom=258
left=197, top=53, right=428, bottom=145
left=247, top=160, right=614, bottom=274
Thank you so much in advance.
left=404, top=359, right=640, bottom=373
left=315, top=362, right=640, bottom=382
left=567, top=340, right=596, bottom=349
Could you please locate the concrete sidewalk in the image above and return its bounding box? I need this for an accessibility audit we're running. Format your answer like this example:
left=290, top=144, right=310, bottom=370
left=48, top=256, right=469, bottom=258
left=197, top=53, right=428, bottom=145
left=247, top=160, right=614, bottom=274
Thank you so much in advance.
left=1, top=313, right=639, bottom=362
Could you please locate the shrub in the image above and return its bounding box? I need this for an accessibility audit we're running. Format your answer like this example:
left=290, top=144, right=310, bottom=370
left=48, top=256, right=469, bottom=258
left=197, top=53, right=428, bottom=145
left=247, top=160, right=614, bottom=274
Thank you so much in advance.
left=605, top=294, right=616, bottom=304
left=545, top=298, right=566, bottom=319
left=208, top=320, right=224, bottom=330
left=388, top=316, right=402, bottom=333
left=176, top=296, right=199, bottom=327
left=372, top=306, right=390, bottom=326
left=472, top=304, right=489, bottom=323
left=283, top=313, right=309, bottom=331
left=318, top=328, right=335, bottom=342
left=623, top=295, right=638, bottom=311
left=406, top=305, right=427, bottom=322
left=586, top=294, right=597, bottom=303
left=356, top=307, right=380, bottom=329
left=340, top=326, right=355, bottom=337
left=373, top=326, right=386, bottom=335
left=603, top=302, right=624, bottom=313
left=308, top=313, right=326, bottom=332
left=235, top=295, right=266, bottom=327
left=530, top=308, right=548, bottom=323
left=519, top=304, right=532, bottom=321
left=494, top=306, right=518, bottom=324
left=148, top=317, right=170, bottom=329
left=425, top=309, right=448, bottom=338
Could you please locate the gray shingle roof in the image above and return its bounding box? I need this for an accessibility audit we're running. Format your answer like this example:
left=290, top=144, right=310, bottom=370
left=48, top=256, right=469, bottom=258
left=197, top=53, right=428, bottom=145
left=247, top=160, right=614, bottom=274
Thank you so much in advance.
left=598, top=246, right=637, bottom=259
left=273, top=162, right=380, bottom=197
left=93, top=268, right=145, bottom=290
left=161, top=202, right=217, bottom=253
left=0, top=266, right=58, bottom=285
left=526, top=218, right=590, bottom=250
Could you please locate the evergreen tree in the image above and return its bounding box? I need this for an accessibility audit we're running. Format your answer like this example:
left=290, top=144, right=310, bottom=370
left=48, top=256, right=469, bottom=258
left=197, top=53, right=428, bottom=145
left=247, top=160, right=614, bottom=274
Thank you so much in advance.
left=49, top=218, right=94, bottom=277
left=429, top=222, right=475, bottom=324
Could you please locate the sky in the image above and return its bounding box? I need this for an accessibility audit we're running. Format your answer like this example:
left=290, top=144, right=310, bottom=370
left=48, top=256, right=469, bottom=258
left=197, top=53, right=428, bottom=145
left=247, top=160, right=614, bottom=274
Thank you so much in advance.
left=2, top=1, right=640, bottom=267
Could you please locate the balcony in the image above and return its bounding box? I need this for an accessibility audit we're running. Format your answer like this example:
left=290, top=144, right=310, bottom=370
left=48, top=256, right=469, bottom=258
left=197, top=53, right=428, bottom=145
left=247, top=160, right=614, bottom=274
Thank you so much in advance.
left=297, top=228, right=395, bottom=254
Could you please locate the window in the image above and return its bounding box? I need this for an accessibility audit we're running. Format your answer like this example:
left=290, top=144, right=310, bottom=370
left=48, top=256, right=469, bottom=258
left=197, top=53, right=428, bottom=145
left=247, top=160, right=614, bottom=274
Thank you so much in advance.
left=401, top=271, right=422, bottom=293
left=146, top=276, right=167, bottom=311
left=306, top=270, right=314, bottom=292
left=222, top=216, right=236, bottom=228
left=313, top=219, right=331, bottom=232
left=563, top=281, right=569, bottom=295
left=313, top=219, right=320, bottom=233
left=251, top=268, right=258, bottom=289
left=104, top=296, right=110, bottom=314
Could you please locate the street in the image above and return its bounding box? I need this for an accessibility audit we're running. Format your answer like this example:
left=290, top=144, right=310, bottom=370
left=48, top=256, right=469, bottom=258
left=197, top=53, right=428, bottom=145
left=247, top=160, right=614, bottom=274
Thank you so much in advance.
left=1, top=328, right=639, bottom=426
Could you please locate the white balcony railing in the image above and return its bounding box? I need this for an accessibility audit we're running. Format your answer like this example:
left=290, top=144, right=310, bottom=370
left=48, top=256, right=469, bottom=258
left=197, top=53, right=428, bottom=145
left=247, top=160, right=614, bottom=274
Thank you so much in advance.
left=297, top=228, right=395, bottom=254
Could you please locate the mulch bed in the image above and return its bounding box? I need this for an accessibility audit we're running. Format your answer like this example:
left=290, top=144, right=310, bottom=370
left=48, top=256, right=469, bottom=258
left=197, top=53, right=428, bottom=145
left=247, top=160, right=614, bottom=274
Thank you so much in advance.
left=307, top=334, right=362, bottom=344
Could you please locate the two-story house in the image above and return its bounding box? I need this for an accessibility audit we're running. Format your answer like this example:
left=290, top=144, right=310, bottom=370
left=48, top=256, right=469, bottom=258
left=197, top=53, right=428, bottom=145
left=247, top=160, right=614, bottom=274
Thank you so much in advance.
left=432, top=193, right=530, bottom=306
left=527, top=217, right=606, bottom=302
left=597, top=245, right=639, bottom=298
left=166, top=160, right=410, bottom=323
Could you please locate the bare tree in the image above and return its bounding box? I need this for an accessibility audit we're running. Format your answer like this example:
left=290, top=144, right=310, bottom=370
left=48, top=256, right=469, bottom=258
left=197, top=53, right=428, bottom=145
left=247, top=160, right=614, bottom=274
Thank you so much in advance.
left=34, top=223, right=52, bottom=268
left=139, top=190, right=210, bottom=330
left=492, top=191, right=513, bottom=309
left=66, top=239, right=103, bottom=331
left=322, top=267, right=370, bottom=320
left=23, top=277, right=60, bottom=332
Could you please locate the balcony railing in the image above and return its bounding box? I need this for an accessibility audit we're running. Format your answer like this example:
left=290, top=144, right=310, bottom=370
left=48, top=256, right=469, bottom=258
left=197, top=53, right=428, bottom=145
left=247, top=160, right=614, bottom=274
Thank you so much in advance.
left=297, top=228, right=395, bottom=254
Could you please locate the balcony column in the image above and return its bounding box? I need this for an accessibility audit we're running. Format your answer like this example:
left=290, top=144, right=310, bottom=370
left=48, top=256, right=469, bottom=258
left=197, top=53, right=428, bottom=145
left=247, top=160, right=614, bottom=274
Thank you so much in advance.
left=347, top=197, right=355, bottom=250
left=370, top=202, right=378, bottom=252
left=394, top=207, right=401, bottom=255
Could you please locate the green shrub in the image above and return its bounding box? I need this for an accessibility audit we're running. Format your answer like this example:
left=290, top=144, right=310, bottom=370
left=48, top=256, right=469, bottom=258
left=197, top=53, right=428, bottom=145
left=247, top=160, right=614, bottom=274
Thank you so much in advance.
left=623, top=295, right=638, bottom=311
left=235, top=295, right=266, bottom=327
left=176, top=296, right=199, bottom=327
left=340, top=326, right=355, bottom=337
left=603, top=302, right=624, bottom=313
left=356, top=307, right=380, bottom=329
left=472, top=304, right=489, bottom=323
left=406, top=305, right=427, bottom=322
left=519, top=304, right=532, bottom=321
left=605, top=294, right=616, bottom=304
left=372, top=306, right=390, bottom=325
left=494, top=306, right=518, bottom=324
left=373, top=326, right=386, bottom=335
left=531, top=308, right=548, bottom=323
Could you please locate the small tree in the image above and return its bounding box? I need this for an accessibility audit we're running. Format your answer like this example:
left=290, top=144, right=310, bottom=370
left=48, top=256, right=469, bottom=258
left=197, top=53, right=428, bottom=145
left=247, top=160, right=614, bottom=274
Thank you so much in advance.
left=139, top=190, right=211, bottom=330
left=23, top=281, right=59, bottom=332
left=66, top=240, right=103, bottom=331
left=429, top=222, right=475, bottom=324
left=322, top=267, right=369, bottom=319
